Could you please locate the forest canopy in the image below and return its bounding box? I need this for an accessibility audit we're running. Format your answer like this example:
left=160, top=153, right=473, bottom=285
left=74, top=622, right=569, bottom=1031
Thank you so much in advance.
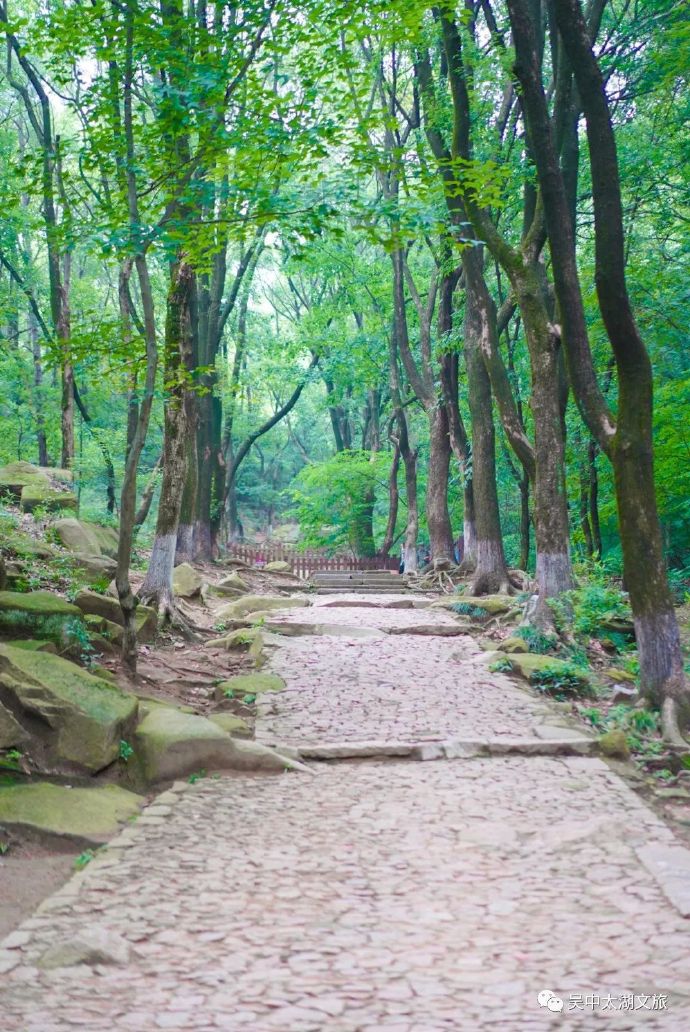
left=0, top=0, right=689, bottom=731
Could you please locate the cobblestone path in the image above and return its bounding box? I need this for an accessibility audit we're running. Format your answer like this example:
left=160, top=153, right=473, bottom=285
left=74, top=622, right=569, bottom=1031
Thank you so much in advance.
left=2, top=595, right=690, bottom=1031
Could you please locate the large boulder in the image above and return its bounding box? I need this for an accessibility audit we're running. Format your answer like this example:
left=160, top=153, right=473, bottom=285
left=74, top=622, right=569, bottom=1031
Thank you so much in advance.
left=133, top=705, right=301, bottom=782
left=20, top=482, right=77, bottom=513
left=0, top=699, right=29, bottom=748
left=0, top=461, right=70, bottom=497
left=172, top=562, right=203, bottom=598
left=73, top=554, right=117, bottom=579
left=0, top=643, right=138, bottom=773
left=74, top=590, right=157, bottom=642
left=90, top=525, right=119, bottom=558
left=52, top=518, right=102, bottom=556
left=216, top=594, right=310, bottom=621
left=0, top=590, right=81, bottom=618
left=52, top=519, right=119, bottom=569
left=0, top=590, right=83, bottom=640
left=0, top=782, right=144, bottom=848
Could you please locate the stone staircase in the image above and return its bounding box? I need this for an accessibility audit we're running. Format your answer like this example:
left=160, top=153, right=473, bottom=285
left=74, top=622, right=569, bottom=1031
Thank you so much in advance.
left=310, top=570, right=408, bottom=594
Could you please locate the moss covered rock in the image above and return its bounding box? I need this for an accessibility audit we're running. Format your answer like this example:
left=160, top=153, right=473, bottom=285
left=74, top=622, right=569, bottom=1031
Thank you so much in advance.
left=173, top=562, right=203, bottom=598
left=433, top=594, right=515, bottom=615
left=208, top=713, right=251, bottom=737
left=497, top=652, right=592, bottom=692
left=0, top=643, right=138, bottom=773
left=264, top=560, right=291, bottom=573
left=90, top=525, right=119, bottom=558
left=0, top=591, right=83, bottom=641
left=0, top=590, right=81, bottom=617
left=20, top=482, right=77, bottom=513
left=0, top=699, right=29, bottom=748
left=0, top=782, right=143, bottom=847
left=134, top=706, right=296, bottom=782
left=215, top=572, right=249, bottom=593
left=217, top=594, right=310, bottom=620
left=8, top=639, right=57, bottom=653
left=500, top=636, right=530, bottom=654
left=215, top=672, right=285, bottom=699
left=598, top=729, right=630, bottom=760
left=74, top=590, right=157, bottom=642
left=52, top=517, right=102, bottom=556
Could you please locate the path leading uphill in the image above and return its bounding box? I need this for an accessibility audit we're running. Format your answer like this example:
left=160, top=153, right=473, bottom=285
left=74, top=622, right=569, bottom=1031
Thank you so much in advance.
left=2, top=595, right=690, bottom=1031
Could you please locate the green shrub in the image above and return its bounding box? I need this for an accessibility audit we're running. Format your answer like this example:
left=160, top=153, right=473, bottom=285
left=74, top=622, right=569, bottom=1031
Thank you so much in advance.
left=529, top=661, right=590, bottom=698
left=451, top=602, right=488, bottom=618
left=514, top=625, right=558, bottom=654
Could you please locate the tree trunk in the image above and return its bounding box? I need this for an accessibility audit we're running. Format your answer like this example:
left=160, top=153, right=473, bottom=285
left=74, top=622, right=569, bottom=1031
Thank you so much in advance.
left=519, top=473, right=530, bottom=572
left=510, top=0, right=688, bottom=732
left=426, top=404, right=455, bottom=562
left=463, top=250, right=510, bottom=594
left=29, top=312, right=48, bottom=466
left=588, top=440, right=602, bottom=559
left=379, top=440, right=400, bottom=558
left=140, top=261, right=195, bottom=621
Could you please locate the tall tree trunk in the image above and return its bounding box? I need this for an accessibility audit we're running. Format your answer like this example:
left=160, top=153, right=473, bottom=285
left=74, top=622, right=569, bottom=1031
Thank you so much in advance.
left=140, top=261, right=195, bottom=621
left=29, top=312, right=48, bottom=466
left=463, top=253, right=510, bottom=594
left=510, top=0, right=688, bottom=735
left=379, top=439, right=400, bottom=558
left=426, top=404, right=455, bottom=562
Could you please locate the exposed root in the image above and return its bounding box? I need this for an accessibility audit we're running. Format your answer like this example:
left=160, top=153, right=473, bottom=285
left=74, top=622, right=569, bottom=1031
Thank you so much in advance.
left=660, top=697, right=688, bottom=749
left=139, top=587, right=201, bottom=643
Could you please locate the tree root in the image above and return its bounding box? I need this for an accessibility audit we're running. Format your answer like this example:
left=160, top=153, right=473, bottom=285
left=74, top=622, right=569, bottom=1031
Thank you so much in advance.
left=660, top=697, right=688, bottom=749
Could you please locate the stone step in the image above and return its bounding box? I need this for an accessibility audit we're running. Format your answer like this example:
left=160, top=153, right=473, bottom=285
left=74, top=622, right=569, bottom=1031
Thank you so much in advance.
left=314, top=586, right=410, bottom=594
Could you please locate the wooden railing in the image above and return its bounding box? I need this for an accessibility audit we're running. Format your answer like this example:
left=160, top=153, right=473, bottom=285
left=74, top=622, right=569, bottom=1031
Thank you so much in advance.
left=227, top=542, right=399, bottom=581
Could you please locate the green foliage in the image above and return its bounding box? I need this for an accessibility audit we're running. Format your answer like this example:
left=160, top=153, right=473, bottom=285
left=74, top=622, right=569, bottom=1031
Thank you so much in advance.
left=187, top=769, right=207, bottom=784
left=488, top=658, right=512, bottom=673
left=603, top=703, right=662, bottom=755
left=514, top=625, right=558, bottom=654
left=290, top=450, right=389, bottom=556
left=118, top=740, right=134, bottom=763
left=530, top=661, right=590, bottom=699
left=73, top=849, right=95, bottom=870
left=452, top=602, right=488, bottom=618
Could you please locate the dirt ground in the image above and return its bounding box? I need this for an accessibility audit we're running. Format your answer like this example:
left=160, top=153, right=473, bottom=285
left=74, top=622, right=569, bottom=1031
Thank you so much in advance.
left=0, top=841, right=74, bottom=939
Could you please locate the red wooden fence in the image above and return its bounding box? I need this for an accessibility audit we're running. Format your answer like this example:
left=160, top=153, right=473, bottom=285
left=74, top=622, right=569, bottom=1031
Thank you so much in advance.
left=228, top=543, right=399, bottom=581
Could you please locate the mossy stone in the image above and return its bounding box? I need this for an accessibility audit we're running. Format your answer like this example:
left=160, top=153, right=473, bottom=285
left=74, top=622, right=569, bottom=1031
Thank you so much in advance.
left=208, top=713, right=251, bottom=737
left=0, top=700, right=29, bottom=748
left=8, top=639, right=57, bottom=653
left=598, top=729, right=631, bottom=759
left=52, top=517, right=102, bottom=556
left=500, top=636, right=529, bottom=654
left=499, top=652, right=592, bottom=690
left=74, top=590, right=157, bottom=642
left=216, top=594, right=310, bottom=620
left=0, top=590, right=81, bottom=616
left=20, top=483, right=77, bottom=513
left=172, top=562, right=203, bottom=598
left=264, top=561, right=291, bottom=572
left=0, top=782, right=144, bottom=847
left=0, top=643, right=138, bottom=772
left=215, top=672, right=285, bottom=700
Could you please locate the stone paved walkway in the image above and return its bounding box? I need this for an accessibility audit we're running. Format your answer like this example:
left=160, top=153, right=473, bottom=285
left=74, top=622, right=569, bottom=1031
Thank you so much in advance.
left=257, top=596, right=545, bottom=746
left=2, top=595, right=690, bottom=1031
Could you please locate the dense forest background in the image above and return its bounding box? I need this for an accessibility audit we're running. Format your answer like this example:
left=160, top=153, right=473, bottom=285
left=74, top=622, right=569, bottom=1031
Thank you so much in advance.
left=1, top=0, right=684, bottom=573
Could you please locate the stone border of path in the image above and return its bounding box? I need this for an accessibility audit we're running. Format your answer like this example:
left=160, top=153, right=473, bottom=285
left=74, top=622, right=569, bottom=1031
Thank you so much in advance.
left=271, top=734, right=596, bottom=761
